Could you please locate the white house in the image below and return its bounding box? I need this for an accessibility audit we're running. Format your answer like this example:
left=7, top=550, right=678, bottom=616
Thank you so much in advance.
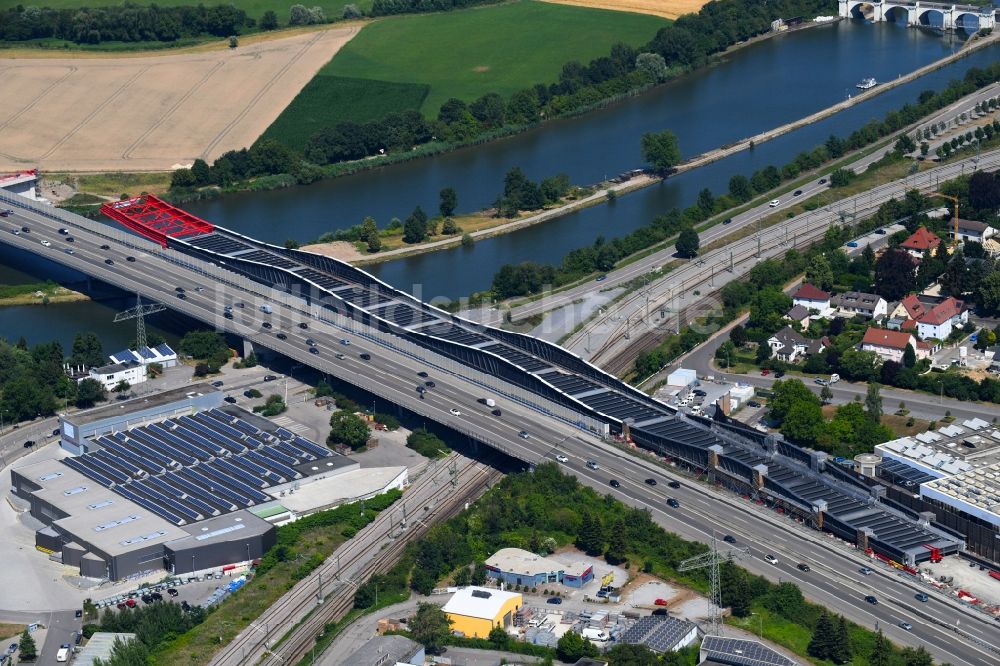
left=83, top=361, right=147, bottom=391
left=951, top=219, right=997, bottom=244
left=108, top=343, right=178, bottom=368
left=768, top=326, right=826, bottom=363
left=861, top=328, right=931, bottom=364
left=915, top=297, right=967, bottom=341
left=831, top=291, right=888, bottom=319
left=792, top=283, right=831, bottom=312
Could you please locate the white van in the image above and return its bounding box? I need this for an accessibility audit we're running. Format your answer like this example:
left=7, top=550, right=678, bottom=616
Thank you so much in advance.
left=829, top=373, right=840, bottom=384
left=56, top=645, right=70, bottom=662
left=769, top=199, right=780, bottom=207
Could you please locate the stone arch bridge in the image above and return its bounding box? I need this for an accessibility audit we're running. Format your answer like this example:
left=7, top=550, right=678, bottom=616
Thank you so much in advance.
left=839, top=1, right=996, bottom=30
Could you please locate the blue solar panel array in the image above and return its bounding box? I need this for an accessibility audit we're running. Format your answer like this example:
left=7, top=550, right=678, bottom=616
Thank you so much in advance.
left=60, top=409, right=333, bottom=525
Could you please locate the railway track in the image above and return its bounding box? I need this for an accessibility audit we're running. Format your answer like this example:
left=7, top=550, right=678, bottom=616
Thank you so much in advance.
left=207, top=454, right=498, bottom=666
left=263, top=461, right=501, bottom=666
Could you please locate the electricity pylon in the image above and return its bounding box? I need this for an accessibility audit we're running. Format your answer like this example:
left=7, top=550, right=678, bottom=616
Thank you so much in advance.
left=114, top=293, right=165, bottom=351
left=678, top=534, right=750, bottom=636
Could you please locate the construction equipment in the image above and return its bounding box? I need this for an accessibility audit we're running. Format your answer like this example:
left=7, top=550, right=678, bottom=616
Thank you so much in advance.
left=930, top=192, right=960, bottom=246
left=677, top=535, right=750, bottom=636
left=114, top=293, right=165, bottom=351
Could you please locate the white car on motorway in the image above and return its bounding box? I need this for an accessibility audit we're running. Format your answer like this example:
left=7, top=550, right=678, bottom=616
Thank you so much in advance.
left=555, top=454, right=569, bottom=463
left=449, top=408, right=461, bottom=416
left=40, top=239, right=51, bottom=247
left=768, top=199, right=780, bottom=207
left=764, top=554, right=779, bottom=565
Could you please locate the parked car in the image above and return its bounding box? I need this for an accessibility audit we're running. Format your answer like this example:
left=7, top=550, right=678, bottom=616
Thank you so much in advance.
left=747, top=400, right=762, bottom=408
left=263, top=375, right=277, bottom=381
left=167, top=588, right=179, bottom=597
left=223, top=396, right=237, bottom=404
left=546, top=597, right=562, bottom=604
left=654, top=598, right=668, bottom=606
left=761, top=368, right=770, bottom=376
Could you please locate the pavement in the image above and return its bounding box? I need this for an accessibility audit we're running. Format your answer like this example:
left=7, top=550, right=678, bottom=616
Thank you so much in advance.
left=2, top=200, right=998, bottom=663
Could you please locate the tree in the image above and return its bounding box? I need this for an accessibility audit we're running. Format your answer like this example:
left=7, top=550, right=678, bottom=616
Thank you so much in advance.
left=71, top=331, right=104, bottom=368
left=730, top=324, right=748, bottom=347
left=260, top=9, right=278, bottom=29
left=869, top=630, right=893, bottom=666
left=402, top=215, right=426, bottom=244
left=839, top=349, right=880, bottom=382
left=820, top=385, right=833, bottom=404
left=675, top=226, right=700, bottom=257
left=190, top=159, right=211, bottom=185
left=18, top=629, right=37, bottom=661
left=755, top=341, right=772, bottom=364
left=461, top=233, right=474, bottom=248
left=807, top=611, right=835, bottom=660
left=112, top=379, right=131, bottom=394
left=780, top=400, right=823, bottom=445
left=557, top=631, right=598, bottom=662
left=865, top=383, right=883, bottom=424
left=728, top=174, right=752, bottom=201
left=471, top=561, right=488, bottom=586
left=228, top=35, right=238, bottom=49
left=902, top=343, right=916, bottom=368
left=327, top=410, right=370, bottom=450
left=76, top=378, right=107, bottom=408
left=874, top=249, right=917, bottom=301
left=829, top=168, right=855, bottom=187
left=606, top=643, right=660, bottom=665
left=604, top=519, right=627, bottom=565
left=342, top=3, right=363, bottom=18
left=439, top=187, right=457, bottom=217
left=805, top=256, right=833, bottom=292
left=171, top=168, right=196, bottom=188
left=93, top=636, right=149, bottom=666
left=831, top=616, right=852, bottom=664
left=409, top=603, right=451, bottom=655
left=720, top=562, right=752, bottom=617
left=488, top=625, right=509, bottom=649
left=576, top=511, right=604, bottom=556
left=635, top=52, right=668, bottom=82
left=640, top=130, right=682, bottom=173
left=900, top=646, right=933, bottom=666
left=441, top=218, right=458, bottom=234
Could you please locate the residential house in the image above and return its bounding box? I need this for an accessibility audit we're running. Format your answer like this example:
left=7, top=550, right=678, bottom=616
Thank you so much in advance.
left=767, top=326, right=827, bottom=363
left=951, top=219, right=997, bottom=244
left=82, top=361, right=147, bottom=391
left=915, top=297, right=967, bottom=341
left=783, top=304, right=811, bottom=331
left=792, top=283, right=831, bottom=313
left=890, top=294, right=968, bottom=340
left=830, top=291, right=887, bottom=319
left=899, top=226, right=941, bottom=260
left=861, top=328, right=931, bottom=363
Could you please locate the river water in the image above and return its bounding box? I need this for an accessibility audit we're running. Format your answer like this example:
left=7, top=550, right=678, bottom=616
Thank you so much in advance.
left=1, top=20, right=993, bottom=338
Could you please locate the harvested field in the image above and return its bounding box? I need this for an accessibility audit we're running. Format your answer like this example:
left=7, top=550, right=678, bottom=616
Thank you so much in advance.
left=541, top=0, right=705, bottom=19
left=0, top=25, right=359, bottom=172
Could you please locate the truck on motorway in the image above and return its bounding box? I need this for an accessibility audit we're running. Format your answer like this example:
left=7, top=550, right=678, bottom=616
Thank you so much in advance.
left=259, top=304, right=273, bottom=314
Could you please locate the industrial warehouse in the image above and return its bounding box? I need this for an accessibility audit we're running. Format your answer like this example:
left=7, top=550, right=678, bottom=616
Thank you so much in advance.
left=9, top=383, right=407, bottom=581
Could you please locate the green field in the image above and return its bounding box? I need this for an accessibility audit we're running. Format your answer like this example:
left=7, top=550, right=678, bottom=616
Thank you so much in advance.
left=306, top=0, right=666, bottom=121
left=262, top=76, right=429, bottom=149
left=0, top=0, right=372, bottom=21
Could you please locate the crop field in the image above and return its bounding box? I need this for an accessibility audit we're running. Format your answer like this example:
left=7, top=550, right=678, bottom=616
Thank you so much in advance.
left=262, top=75, right=428, bottom=150
left=321, top=0, right=669, bottom=116
left=541, top=0, right=707, bottom=19
left=0, top=0, right=373, bottom=21
left=0, top=25, right=358, bottom=172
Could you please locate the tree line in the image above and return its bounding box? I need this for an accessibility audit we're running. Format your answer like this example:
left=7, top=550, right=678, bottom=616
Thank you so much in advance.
left=359, top=463, right=933, bottom=666
left=0, top=4, right=250, bottom=44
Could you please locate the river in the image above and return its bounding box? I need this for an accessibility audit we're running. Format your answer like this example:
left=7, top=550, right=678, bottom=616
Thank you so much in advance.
left=1, top=20, right=993, bottom=339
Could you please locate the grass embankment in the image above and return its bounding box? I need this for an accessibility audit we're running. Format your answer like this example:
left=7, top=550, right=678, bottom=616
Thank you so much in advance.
left=0, top=623, right=25, bottom=641
left=152, top=489, right=400, bottom=666
left=48, top=172, right=173, bottom=200
left=0, top=282, right=88, bottom=307
left=262, top=0, right=668, bottom=147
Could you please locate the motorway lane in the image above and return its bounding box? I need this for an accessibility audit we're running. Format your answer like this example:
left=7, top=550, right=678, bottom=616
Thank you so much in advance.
left=4, top=207, right=998, bottom=662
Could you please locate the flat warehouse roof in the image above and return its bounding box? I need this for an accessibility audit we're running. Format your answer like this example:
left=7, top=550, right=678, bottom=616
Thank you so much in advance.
left=66, top=383, right=220, bottom=426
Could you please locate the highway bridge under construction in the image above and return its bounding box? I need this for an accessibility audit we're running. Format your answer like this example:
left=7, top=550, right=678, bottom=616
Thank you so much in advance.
left=3, top=191, right=965, bottom=566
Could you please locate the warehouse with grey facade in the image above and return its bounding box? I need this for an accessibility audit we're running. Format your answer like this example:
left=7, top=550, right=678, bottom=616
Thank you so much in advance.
left=9, top=383, right=349, bottom=581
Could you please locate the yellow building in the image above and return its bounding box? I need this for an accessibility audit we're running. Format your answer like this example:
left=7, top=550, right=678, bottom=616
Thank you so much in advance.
left=442, top=586, right=522, bottom=638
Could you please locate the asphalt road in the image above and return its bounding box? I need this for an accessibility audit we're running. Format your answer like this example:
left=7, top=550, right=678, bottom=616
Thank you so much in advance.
left=2, top=204, right=998, bottom=663
left=679, top=314, right=1000, bottom=423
